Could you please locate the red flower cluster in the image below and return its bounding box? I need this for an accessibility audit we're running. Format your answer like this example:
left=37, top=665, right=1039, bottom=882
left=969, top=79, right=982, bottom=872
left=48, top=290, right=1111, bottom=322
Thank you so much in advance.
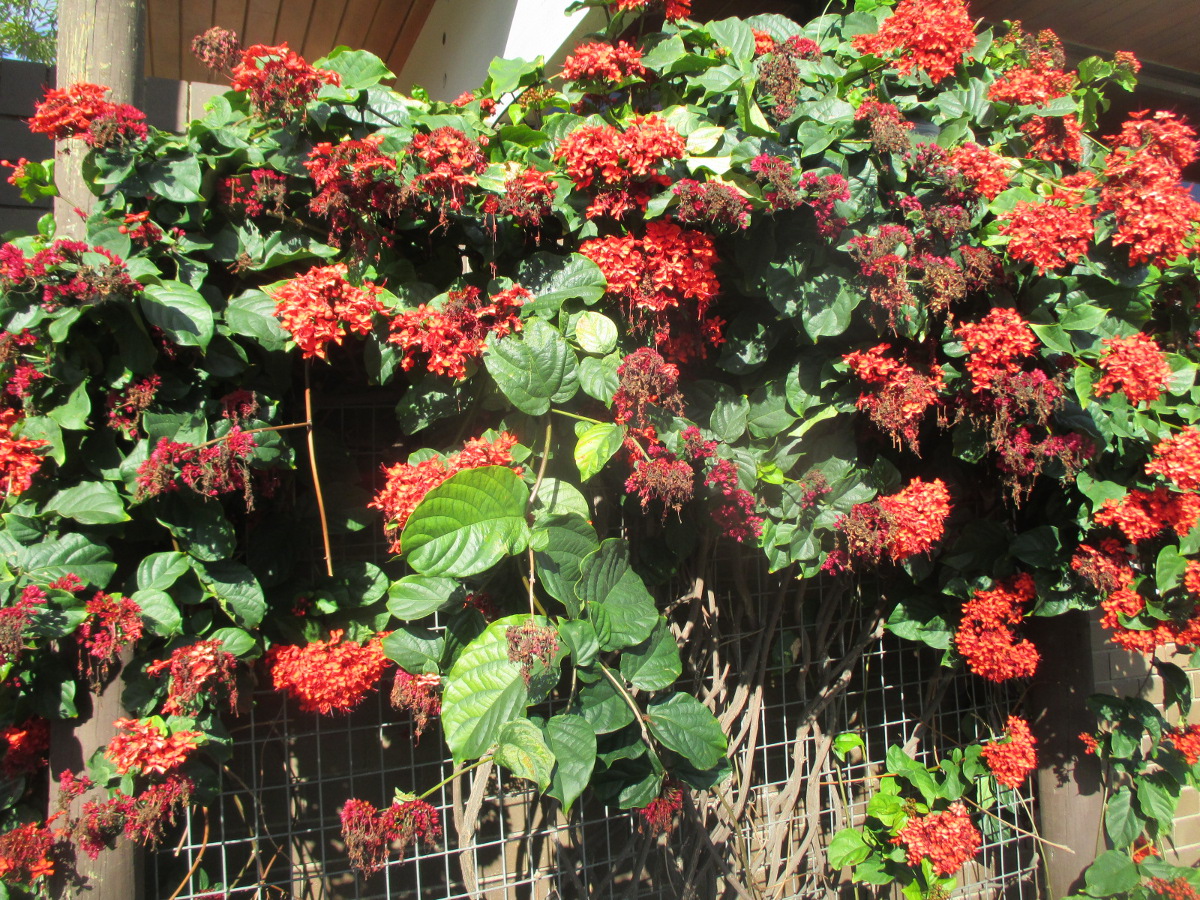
left=1148, top=878, right=1200, bottom=900
left=851, top=0, right=975, bottom=83
left=841, top=478, right=951, bottom=565
left=1096, top=488, right=1200, bottom=543
left=954, top=308, right=1039, bottom=393
left=77, top=592, right=143, bottom=686
left=340, top=797, right=442, bottom=874
left=390, top=670, right=441, bottom=739
left=637, top=781, right=683, bottom=835
left=554, top=116, right=684, bottom=219
left=74, top=775, right=195, bottom=858
left=306, top=135, right=403, bottom=250
left=273, top=264, right=385, bottom=359
left=1094, top=333, right=1170, bottom=406
left=672, top=179, right=752, bottom=229
left=105, top=718, right=202, bottom=775
left=145, top=640, right=239, bottom=716
left=1166, top=724, right=1200, bottom=765
left=1071, top=539, right=1134, bottom=594
left=948, top=142, right=1012, bottom=199
left=387, top=284, right=527, bottom=379
left=581, top=222, right=722, bottom=361
left=0, top=822, right=55, bottom=885
left=0, top=718, right=49, bottom=777
left=758, top=35, right=823, bottom=120
left=613, top=348, right=685, bottom=425
left=230, top=43, right=339, bottom=122
left=28, top=82, right=148, bottom=149
left=749, top=156, right=849, bottom=237
left=410, top=127, right=488, bottom=212
left=191, top=26, right=241, bottom=71
left=0, top=408, right=47, bottom=496
left=1146, top=428, right=1200, bottom=491
left=2, top=239, right=141, bottom=309
left=506, top=620, right=560, bottom=684
left=608, top=0, right=690, bottom=20
left=847, top=224, right=914, bottom=326
left=843, top=343, right=944, bottom=452
left=1020, top=114, right=1083, bottom=162
left=135, top=429, right=258, bottom=503
left=892, top=801, right=981, bottom=876
left=118, top=210, right=164, bottom=246
left=981, top=715, right=1038, bottom=788
left=0, top=585, right=42, bottom=666
left=499, top=168, right=557, bottom=227
left=220, top=168, right=289, bottom=218
left=988, top=64, right=1074, bottom=106
left=999, top=181, right=1095, bottom=274
left=856, top=101, right=914, bottom=155
left=706, top=459, right=763, bottom=543
left=955, top=573, right=1040, bottom=681
left=1098, top=110, right=1200, bottom=268
left=106, top=375, right=160, bottom=438
left=560, top=40, right=645, bottom=84
left=371, top=433, right=520, bottom=553
left=267, top=630, right=391, bottom=715
left=627, top=453, right=695, bottom=514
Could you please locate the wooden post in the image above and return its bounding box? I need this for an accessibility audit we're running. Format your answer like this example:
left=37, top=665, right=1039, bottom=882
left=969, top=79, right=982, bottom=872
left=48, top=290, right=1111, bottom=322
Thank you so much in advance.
left=51, top=5, right=147, bottom=897
left=53, top=0, right=146, bottom=238
left=1027, top=610, right=1106, bottom=898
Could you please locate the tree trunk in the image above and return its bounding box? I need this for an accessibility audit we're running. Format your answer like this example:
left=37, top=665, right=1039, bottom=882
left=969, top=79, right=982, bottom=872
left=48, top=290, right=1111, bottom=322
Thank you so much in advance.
left=1027, top=610, right=1105, bottom=899
left=53, top=0, right=146, bottom=238
left=51, top=3, right=147, bottom=893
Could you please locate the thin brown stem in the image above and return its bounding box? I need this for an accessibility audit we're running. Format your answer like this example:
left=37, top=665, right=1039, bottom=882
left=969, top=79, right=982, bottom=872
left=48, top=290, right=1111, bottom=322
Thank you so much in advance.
left=187, top=421, right=309, bottom=452
left=166, top=806, right=210, bottom=900
left=305, top=364, right=334, bottom=577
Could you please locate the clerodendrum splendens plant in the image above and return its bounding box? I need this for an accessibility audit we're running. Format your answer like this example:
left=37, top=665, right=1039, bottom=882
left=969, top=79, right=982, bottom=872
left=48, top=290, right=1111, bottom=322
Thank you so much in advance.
left=1, top=0, right=1199, bottom=895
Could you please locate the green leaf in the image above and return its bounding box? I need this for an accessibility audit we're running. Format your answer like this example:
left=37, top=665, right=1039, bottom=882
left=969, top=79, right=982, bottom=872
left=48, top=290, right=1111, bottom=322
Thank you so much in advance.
left=579, top=354, right=619, bottom=404
left=225, top=290, right=288, bottom=350
left=131, top=589, right=181, bottom=637
left=545, top=713, right=597, bottom=813
left=1156, top=544, right=1188, bottom=595
left=495, top=718, right=556, bottom=790
left=575, top=311, right=618, bottom=355
left=574, top=677, right=635, bottom=734
left=646, top=693, right=727, bottom=770
left=403, top=466, right=531, bottom=577
left=516, top=252, right=607, bottom=315
left=485, top=319, right=579, bottom=415
left=19, top=533, right=116, bottom=588
left=800, top=270, right=859, bottom=339
left=193, top=560, right=266, bottom=628
left=1154, top=659, right=1192, bottom=717
left=833, top=732, right=865, bottom=760
left=827, top=828, right=872, bottom=868
left=1103, top=787, right=1139, bottom=848
left=210, top=627, right=257, bottom=658
left=141, top=282, right=215, bottom=350
left=46, top=481, right=129, bottom=525
left=488, top=56, right=543, bottom=96
left=145, top=155, right=203, bottom=203
left=577, top=539, right=658, bottom=651
left=534, top=514, right=599, bottom=614
left=1136, top=774, right=1178, bottom=831
left=620, top=617, right=682, bottom=690
left=1082, top=850, right=1139, bottom=897
left=387, top=575, right=465, bottom=620
left=317, top=47, right=394, bottom=90
left=885, top=746, right=939, bottom=804
left=707, top=18, right=755, bottom=63
left=381, top=626, right=444, bottom=674
left=530, top=478, right=591, bottom=522
left=48, top=381, right=92, bottom=431
left=137, top=551, right=190, bottom=591
left=557, top=618, right=600, bottom=667
left=442, top=615, right=539, bottom=764
left=574, top=423, right=624, bottom=481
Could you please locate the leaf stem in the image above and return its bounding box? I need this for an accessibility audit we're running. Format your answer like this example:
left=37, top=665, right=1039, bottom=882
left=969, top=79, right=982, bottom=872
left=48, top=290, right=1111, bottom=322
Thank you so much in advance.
left=550, top=408, right=606, bottom=425
left=187, top=420, right=309, bottom=452
left=418, top=756, right=493, bottom=800
left=305, top=363, right=334, bottom=577
left=598, top=661, right=661, bottom=766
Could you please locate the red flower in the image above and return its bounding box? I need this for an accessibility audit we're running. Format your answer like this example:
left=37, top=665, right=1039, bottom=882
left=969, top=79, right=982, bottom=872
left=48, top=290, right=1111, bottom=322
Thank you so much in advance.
left=1078, top=732, right=1098, bottom=755
left=0, top=717, right=49, bottom=777
left=560, top=40, right=645, bottom=83
left=1070, top=539, right=1134, bottom=593
left=410, top=127, right=488, bottom=211
left=1146, top=427, right=1200, bottom=490
left=1148, top=878, right=1200, bottom=900
left=626, top=452, right=695, bottom=514
left=841, top=478, right=951, bottom=565
left=948, top=142, right=1012, bottom=199
left=0, top=822, right=56, bottom=884
left=145, top=640, right=239, bottom=716
left=28, top=82, right=147, bottom=148
left=851, top=0, right=976, bottom=84
left=613, top=347, right=685, bottom=426
left=955, top=574, right=1040, bottom=682
left=191, top=26, right=241, bottom=71
left=267, top=630, right=391, bottom=715
left=954, top=308, right=1039, bottom=393
left=0, top=408, right=47, bottom=497
left=305, top=135, right=403, bottom=250
left=981, top=716, right=1038, bottom=788
left=370, top=433, right=521, bottom=553
left=1094, top=333, right=1170, bottom=405
left=637, top=780, right=683, bottom=835
left=999, top=181, right=1095, bottom=274
left=272, top=264, right=385, bottom=359
left=386, top=284, right=527, bottom=380
left=843, top=343, right=944, bottom=452
left=230, top=43, right=339, bottom=122
left=105, top=718, right=202, bottom=775
left=608, top=0, right=690, bottom=21
left=341, top=797, right=442, bottom=874
left=77, top=592, right=143, bottom=686
left=106, top=375, right=160, bottom=438
left=705, top=459, right=763, bottom=543
left=892, top=801, right=981, bottom=876
left=1095, top=488, right=1200, bottom=543
left=1020, top=114, right=1083, bottom=162
left=1165, top=724, right=1200, bottom=765
left=390, top=670, right=441, bottom=739
left=499, top=168, right=557, bottom=226
left=988, top=65, right=1074, bottom=106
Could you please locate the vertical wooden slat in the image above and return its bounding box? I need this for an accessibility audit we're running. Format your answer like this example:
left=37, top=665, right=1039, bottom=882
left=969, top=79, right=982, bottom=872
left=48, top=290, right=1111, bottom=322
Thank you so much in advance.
left=386, top=0, right=435, bottom=78
left=302, top=0, right=351, bottom=63
left=335, top=0, right=385, bottom=56
left=178, top=0, right=218, bottom=82
left=243, top=0, right=283, bottom=48
left=274, top=0, right=317, bottom=53
left=363, top=0, right=410, bottom=74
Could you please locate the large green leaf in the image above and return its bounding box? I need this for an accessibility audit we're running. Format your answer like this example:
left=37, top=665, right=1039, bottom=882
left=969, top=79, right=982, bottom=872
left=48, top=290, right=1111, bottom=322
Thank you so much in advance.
left=620, top=617, right=682, bottom=690
left=193, top=559, right=266, bottom=628
left=534, top=514, right=599, bottom=614
left=144, top=155, right=202, bottom=203
left=316, top=47, right=394, bottom=89
left=1082, top=851, right=1140, bottom=897
left=136, top=551, right=190, bottom=591
left=442, top=615, right=538, bottom=764
left=574, top=423, right=624, bottom=481
left=402, top=466, right=531, bottom=577
left=577, top=539, right=658, bottom=651
left=141, top=282, right=215, bottom=350
left=225, top=290, right=288, bottom=350
left=495, top=718, right=556, bottom=791
left=515, top=252, right=607, bottom=315
left=381, top=626, right=444, bottom=674
left=545, top=714, right=597, bottom=813
left=574, top=677, right=635, bottom=734
left=646, top=693, right=727, bottom=770
left=19, top=533, right=116, bottom=588
left=387, top=575, right=464, bottom=620
left=1103, top=787, right=1139, bottom=848
left=132, top=589, right=182, bottom=637
left=574, top=312, right=618, bottom=355
left=46, top=481, right=129, bottom=525
left=485, top=319, right=579, bottom=415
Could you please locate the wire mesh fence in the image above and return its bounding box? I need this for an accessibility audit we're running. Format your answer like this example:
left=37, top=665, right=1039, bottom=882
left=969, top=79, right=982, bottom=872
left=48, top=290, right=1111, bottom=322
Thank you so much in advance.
left=148, top=397, right=1042, bottom=900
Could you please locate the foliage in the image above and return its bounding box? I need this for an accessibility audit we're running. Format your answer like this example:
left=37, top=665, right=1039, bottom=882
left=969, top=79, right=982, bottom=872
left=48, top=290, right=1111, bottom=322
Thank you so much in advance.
left=0, top=0, right=1199, bottom=895
left=0, top=0, right=55, bottom=65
